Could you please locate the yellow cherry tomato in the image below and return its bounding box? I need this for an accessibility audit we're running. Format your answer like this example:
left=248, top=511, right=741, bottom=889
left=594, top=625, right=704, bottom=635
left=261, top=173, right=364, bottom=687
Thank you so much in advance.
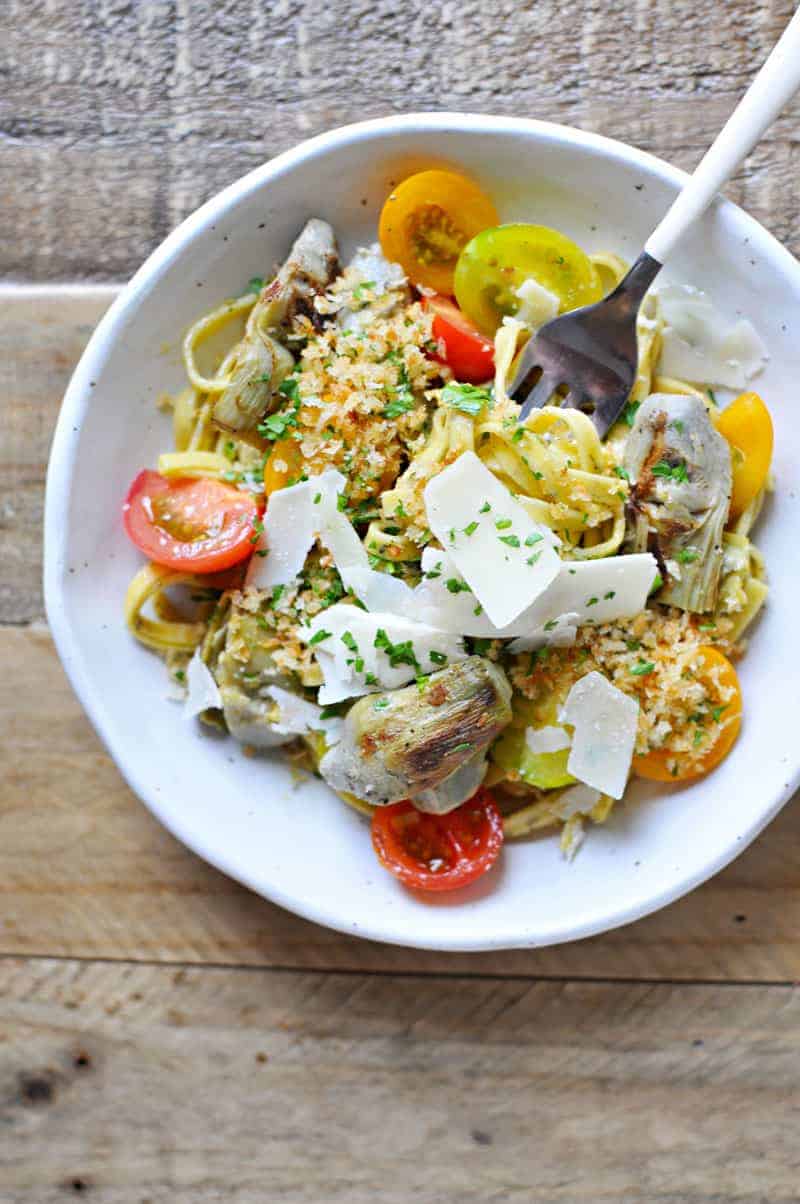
left=454, top=223, right=603, bottom=336
left=490, top=725, right=575, bottom=790
left=715, top=391, right=773, bottom=519
left=262, top=437, right=303, bottom=496
left=632, top=647, right=742, bottom=782
left=378, top=169, right=499, bottom=295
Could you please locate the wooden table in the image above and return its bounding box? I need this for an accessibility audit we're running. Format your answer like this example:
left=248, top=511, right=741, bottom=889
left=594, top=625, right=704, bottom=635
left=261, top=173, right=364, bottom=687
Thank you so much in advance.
left=2, top=3, right=799, bottom=1199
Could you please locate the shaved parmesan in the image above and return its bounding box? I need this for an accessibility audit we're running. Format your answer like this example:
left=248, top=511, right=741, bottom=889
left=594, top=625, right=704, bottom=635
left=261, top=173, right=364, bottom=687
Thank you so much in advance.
left=246, top=477, right=317, bottom=590
left=424, top=451, right=561, bottom=628
left=183, top=650, right=221, bottom=718
left=413, top=547, right=656, bottom=642
left=658, top=284, right=767, bottom=389
left=246, top=468, right=371, bottom=592
left=555, top=783, right=602, bottom=820
left=343, top=565, right=417, bottom=616
left=525, top=725, right=571, bottom=755
left=560, top=671, right=638, bottom=799
left=514, top=277, right=559, bottom=331
left=301, top=604, right=467, bottom=704
left=507, top=553, right=658, bottom=643
left=266, top=685, right=343, bottom=745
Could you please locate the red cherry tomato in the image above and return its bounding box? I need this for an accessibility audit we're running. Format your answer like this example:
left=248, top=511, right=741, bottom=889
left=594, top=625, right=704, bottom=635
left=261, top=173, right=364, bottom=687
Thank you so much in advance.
left=371, top=788, right=504, bottom=893
left=123, top=470, right=260, bottom=573
left=426, top=295, right=495, bottom=384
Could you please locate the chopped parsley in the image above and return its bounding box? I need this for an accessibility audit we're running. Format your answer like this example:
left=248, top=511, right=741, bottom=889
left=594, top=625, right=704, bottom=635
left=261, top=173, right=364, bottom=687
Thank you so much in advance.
left=309, top=629, right=332, bottom=646
left=543, top=619, right=558, bottom=632
left=222, top=439, right=237, bottom=461
left=499, top=534, right=520, bottom=548
left=586, top=596, right=599, bottom=606
left=671, top=419, right=685, bottom=434
left=313, top=491, right=321, bottom=504
left=247, top=276, right=264, bottom=293
left=424, top=563, right=443, bottom=580
left=652, top=459, right=689, bottom=483
left=429, top=650, right=447, bottom=665
left=174, top=669, right=186, bottom=682
left=374, top=628, right=420, bottom=671
left=495, top=518, right=513, bottom=530
left=625, top=639, right=641, bottom=651
left=630, top=659, right=655, bottom=676
left=613, top=465, right=630, bottom=481
left=353, top=279, right=376, bottom=301
left=445, top=578, right=471, bottom=594
left=269, top=584, right=285, bottom=608
left=440, top=382, right=492, bottom=416
left=621, top=400, right=640, bottom=428
left=383, top=392, right=415, bottom=419
left=524, top=533, right=543, bottom=547
left=340, top=631, right=359, bottom=653
left=471, top=637, right=493, bottom=655
left=677, top=546, right=699, bottom=564
left=479, top=501, right=491, bottom=513
left=526, top=551, right=541, bottom=566
left=373, top=697, right=390, bottom=710
left=604, top=590, right=616, bottom=600
left=711, top=704, right=727, bottom=722
left=463, top=521, right=479, bottom=536
left=364, top=672, right=379, bottom=686
left=453, top=742, right=472, bottom=754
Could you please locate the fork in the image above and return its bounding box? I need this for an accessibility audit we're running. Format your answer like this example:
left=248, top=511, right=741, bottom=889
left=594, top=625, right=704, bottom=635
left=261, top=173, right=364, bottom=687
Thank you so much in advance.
left=511, top=6, right=800, bottom=437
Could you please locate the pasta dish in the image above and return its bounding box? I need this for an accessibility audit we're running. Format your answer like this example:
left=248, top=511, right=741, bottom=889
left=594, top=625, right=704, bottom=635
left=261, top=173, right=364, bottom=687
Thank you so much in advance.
left=122, top=167, right=773, bottom=892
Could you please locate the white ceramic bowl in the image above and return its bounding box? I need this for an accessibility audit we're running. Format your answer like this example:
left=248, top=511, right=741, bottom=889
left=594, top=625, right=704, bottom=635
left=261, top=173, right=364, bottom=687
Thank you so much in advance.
left=45, top=113, right=800, bottom=951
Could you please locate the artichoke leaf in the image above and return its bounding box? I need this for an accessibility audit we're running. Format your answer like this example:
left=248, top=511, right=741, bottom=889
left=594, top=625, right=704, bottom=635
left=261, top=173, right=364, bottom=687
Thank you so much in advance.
left=624, top=393, right=732, bottom=612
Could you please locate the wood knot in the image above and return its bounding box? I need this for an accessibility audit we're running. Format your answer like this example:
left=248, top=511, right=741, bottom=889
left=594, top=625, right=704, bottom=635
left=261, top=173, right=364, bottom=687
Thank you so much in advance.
left=19, top=1073, right=54, bottom=1106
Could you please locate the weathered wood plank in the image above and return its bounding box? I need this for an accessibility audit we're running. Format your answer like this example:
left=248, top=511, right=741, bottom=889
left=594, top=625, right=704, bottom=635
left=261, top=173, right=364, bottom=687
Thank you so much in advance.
left=1, top=0, right=799, bottom=280
left=0, top=958, right=798, bottom=1201
left=0, top=288, right=116, bottom=624
left=2, top=624, right=799, bottom=979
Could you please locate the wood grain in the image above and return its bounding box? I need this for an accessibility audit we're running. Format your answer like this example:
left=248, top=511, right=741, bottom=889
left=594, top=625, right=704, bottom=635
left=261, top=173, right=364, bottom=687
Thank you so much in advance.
left=1, top=0, right=799, bottom=281
left=3, top=624, right=799, bottom=981
left=1, top=957, right=799, bottom=1202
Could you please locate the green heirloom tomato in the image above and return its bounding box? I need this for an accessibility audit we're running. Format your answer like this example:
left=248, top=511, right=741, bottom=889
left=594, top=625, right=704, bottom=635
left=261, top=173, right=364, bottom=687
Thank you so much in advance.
left=454, top=223, right=602, bottom=336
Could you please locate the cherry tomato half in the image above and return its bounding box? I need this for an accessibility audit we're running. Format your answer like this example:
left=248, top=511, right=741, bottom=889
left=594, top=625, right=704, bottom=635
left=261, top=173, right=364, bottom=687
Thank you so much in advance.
left=371, top=788, right=504, bottom=893
left=378, top=169, right=499, bottom=295
left=454, top=223, right=603, bottom=336
left=632, top=647, right=742, bottom=782
left=426, top=294, right=495, bottom=384
left=715, top=391, right=773, bottom=520
left=123, top=470, right=260, bottom=573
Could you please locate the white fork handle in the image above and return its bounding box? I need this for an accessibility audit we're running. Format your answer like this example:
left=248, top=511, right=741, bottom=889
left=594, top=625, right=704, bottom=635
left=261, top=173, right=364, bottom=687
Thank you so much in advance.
left=645, top=5, right=800, bottom=264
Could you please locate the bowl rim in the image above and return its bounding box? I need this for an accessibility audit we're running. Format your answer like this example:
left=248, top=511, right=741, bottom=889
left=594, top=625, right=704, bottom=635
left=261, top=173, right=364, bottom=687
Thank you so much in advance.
left=44, top=111, right=800, bottom=951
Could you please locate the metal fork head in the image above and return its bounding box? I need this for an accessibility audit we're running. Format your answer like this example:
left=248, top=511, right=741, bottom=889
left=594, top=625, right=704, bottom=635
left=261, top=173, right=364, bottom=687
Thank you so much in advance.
left=509, top=252, right=662, bottom=438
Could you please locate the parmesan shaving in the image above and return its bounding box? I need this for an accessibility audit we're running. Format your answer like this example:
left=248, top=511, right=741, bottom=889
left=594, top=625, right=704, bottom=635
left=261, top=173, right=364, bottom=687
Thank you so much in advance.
left=560, top=671, right=638, bottom=800
left=525, top=725, right=572, bottom=755
left=658, top=284, right=768, bottom=389
left=514, top=277, right=560, bottom=331
left=183, top=649, right=222, bottom=718
left=301, top=604, right=467, bottom=704
left=423, top=451, right=561, bottom=627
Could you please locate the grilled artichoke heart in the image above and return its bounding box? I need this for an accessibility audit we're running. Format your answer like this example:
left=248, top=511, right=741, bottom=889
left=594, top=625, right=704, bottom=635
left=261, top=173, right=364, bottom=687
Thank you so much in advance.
left=212, top=218, right=339, bottom=440
left=214, top=603, right=298, bottom=748
left=624, top=393, right=732, bottom=612
left=319, top=657, right=513, bottom=812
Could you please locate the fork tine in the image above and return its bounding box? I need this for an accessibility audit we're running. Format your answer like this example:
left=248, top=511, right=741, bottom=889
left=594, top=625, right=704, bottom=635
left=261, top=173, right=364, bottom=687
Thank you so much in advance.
left=517, top=375, right=558, bottom=422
